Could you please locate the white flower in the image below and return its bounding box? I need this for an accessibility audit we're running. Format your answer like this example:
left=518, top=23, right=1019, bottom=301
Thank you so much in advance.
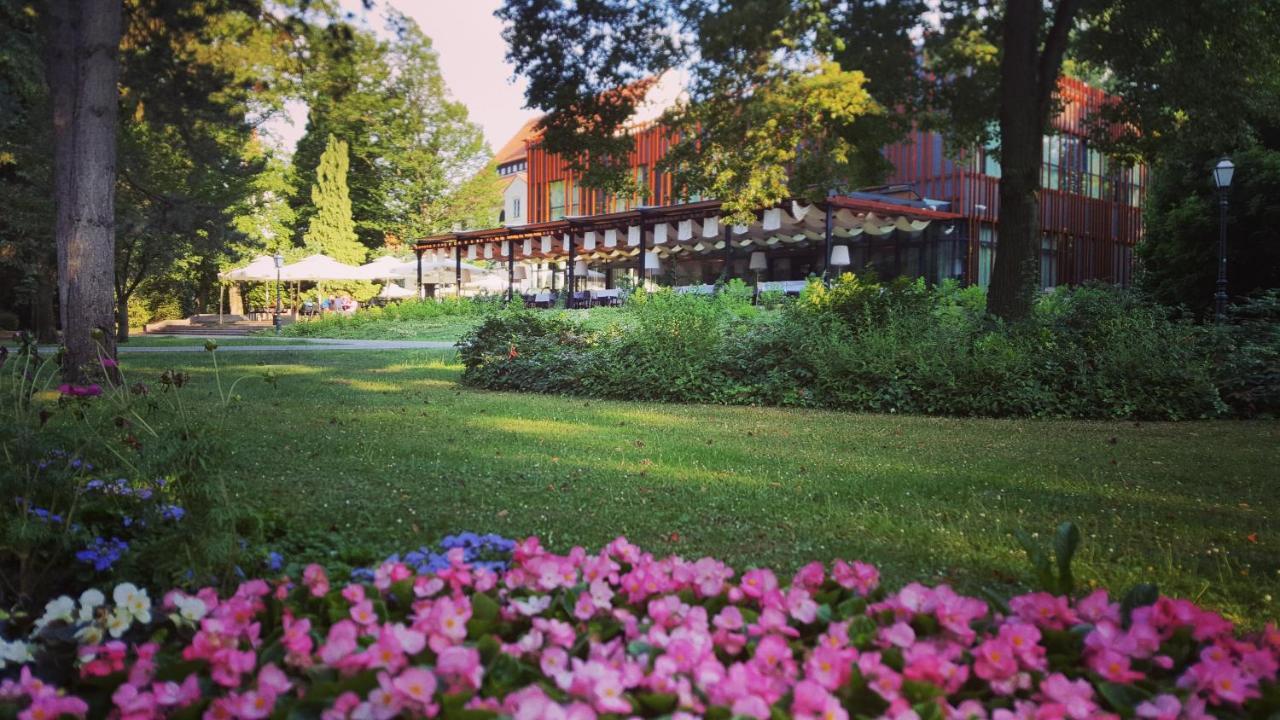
left=113, top=583, right=151, bottom=625
left=0, top=638, right=34, bottom=669
left=78, top=588, right=105, bottom=623
left=105, top=608, right=132, bottom=639
left=172, top=594, right=207, bottom=623
left=512, top=595, right=553, bottom=616
left=74, top=624, right=104, bottom=645
left=33, top=596, right=76, bottom=633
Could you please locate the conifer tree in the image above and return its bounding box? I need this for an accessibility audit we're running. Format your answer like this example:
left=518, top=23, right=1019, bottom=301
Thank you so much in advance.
left=302, top=135, right=363, bottom=265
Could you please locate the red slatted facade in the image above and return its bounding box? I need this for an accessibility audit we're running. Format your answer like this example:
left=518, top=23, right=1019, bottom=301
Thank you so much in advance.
left=525, top=77, right=1145, bottom=287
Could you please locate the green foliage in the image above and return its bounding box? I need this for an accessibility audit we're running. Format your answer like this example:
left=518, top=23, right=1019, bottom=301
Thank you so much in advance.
left=292, top=10, right=494, bottom=247
left=303, top=135, right=362, bottom=265
left=1014, top=522, right=1080, bottom=596
left=281, top=297, right=491, bottom=339
left=1211, top=291, right=1280, bottom=418
left=459, top=278, right=1264, bottom=420
left=0, top=338, right=260, bottom=609
left=1139, top=144, right=1280, bottom=311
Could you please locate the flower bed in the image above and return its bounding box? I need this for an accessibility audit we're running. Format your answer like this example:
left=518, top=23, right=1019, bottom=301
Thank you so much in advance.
left=2, top=537, right=1278, bottom=719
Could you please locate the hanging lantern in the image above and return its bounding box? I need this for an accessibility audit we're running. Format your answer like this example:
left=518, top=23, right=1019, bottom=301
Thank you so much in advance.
left=643, top=251, right=661, bottom=273
left=467, top=244, right=477, bottom=259
left=523, top=238, right=533, bottom=256
left=573, top=260, right=588, bottom=276
left=749, top=251, right=768, bottom=271
left=484, top=243, right=494, bottom=259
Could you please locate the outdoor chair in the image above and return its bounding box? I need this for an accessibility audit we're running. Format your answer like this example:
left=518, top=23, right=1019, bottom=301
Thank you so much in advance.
left=533, top=290, right=552, bottom=309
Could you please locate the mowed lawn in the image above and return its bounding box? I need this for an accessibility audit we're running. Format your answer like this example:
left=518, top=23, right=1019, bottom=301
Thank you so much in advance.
left=119, top=348, right=1279, bottom=624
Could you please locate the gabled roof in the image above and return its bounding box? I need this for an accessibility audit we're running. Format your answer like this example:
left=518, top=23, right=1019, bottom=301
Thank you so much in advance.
left=494, top=118, right=540, bottom=167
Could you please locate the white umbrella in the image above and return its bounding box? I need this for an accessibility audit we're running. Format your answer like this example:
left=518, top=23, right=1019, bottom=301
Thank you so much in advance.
left=279, top=254, right=375, bottom=281
left=220, top=256, right=279, bottom=282
left=378, top=283, right=415, bottom=299
left=360, top=256, right=408, bottom=279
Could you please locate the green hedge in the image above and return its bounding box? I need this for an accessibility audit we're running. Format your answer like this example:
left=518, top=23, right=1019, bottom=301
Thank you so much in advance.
left=459, top=278, right=1279, bottom=420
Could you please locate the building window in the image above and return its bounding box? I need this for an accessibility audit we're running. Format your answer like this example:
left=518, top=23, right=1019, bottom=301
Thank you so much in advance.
left=513, top=198, right=521, bottom=220
left=978, top=226, right=997, bottom=288
left=549, top=180, right=565, bottom=220
left=1040, top=234, right=1058, bottom=289
left=983, top=138, right=1001, bottom=178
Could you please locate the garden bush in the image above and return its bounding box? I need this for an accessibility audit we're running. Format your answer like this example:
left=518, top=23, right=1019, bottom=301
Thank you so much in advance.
left=2, top=534, right=1277, bottom=719
left=458, top=277, right=1261, bottom=420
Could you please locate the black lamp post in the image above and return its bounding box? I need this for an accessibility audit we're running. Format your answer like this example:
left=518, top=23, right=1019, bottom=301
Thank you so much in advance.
left=273, top=252, right=284, bottom=335
left=1212, top=157, right=1234, bottom=321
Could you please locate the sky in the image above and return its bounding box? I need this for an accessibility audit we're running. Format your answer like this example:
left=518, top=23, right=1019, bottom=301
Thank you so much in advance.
left=266, top=0, right=540, bottom=155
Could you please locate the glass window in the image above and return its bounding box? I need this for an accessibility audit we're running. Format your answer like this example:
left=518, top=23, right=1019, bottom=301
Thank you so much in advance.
left=549, top=180, right=565, bottom=220
left=978, top=226, right=997, bottom=288
left=1040, top=234, right=1057, bottom=289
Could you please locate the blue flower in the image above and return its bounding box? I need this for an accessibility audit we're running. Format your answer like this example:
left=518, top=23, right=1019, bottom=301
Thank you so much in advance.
left=160, top=505, right=185, bottom=522
left=267, top=552, right=284, bottom=572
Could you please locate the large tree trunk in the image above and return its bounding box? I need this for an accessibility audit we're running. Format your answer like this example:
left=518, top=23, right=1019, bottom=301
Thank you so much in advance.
left=987, top=0, right=1043, bottom=322
left=986, top=0, right=1080, bottom=323
left=47, top=0, right=123, bottom=380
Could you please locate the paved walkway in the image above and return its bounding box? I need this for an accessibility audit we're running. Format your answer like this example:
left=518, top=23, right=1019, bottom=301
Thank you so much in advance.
left=23, top=337, right=457, bottom=354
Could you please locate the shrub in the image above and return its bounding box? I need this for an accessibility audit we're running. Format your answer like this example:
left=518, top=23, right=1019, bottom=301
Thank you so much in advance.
left=459, top=278, right=1257, bottom=419
left=0, top=310, right=19, bottom=331
left=2, top=535, right=1277, bottom=719
left=1213, top=290, right=1280, bottom=418
left=282, top=297, right=491, bottom=338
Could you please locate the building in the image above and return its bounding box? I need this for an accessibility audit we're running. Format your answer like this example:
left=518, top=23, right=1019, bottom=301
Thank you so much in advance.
left=416, top=75, right=1144, bottom=296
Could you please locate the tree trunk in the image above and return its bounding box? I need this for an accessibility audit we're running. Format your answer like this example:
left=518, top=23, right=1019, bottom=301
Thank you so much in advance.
left=986, top=0, right=1043, bottom=323
left=47, top=0, right=122, bottom=380
left=116, top=290, right=130, bottom=343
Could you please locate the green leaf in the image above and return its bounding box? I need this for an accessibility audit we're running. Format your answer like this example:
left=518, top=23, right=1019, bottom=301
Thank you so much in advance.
left=1121, top=583, right=1160, bottom=624
left=1096, top=681, right=1149, bottom=716
left=636, top=692, right=679, bottom=713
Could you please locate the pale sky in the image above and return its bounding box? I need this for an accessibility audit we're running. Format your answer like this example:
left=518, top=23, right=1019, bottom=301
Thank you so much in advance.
left=266, top=0, right=540, bottom=155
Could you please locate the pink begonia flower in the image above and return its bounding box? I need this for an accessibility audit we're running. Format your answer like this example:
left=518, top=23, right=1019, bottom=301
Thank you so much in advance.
left=1009, top=592, right=1079, bottom=631
left=739, top=568, right=778, bottom=599
left=391, top=666, right=437, bottom=707
left=302, top=564, right=329, bottom=597
left=1091, top=648, right=1145, bottom=683
left=318, top=620, right=359, bottom=665
left=730, top=694, right=772, bottom=720
left=974, top=639, right=1018, bottom=684
left=58, top=383, right=102, bottom=397
left=1136, top=694, right=1182, bottom=720
left=882, top=621, right=917, bottom=649
left=349, top=600, right=377, bottom=626
left=997, top=622, right=1046, bottom=670
left=831, top=559, right=879, bottom=595
left=437, top=645, right=483, bottom=691
left=341, top=584, right=366, bottom=605
left=1039, top=673, right=1100, bottom=719
left=792, top=561, right=826, bottom=591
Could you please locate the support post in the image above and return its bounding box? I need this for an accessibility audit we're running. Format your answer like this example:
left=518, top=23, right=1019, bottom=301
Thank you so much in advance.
left=1215, top=188, right=1229, bottom=322
left=637, top=222, right=647, bottom=290
left=719, top=224, right=732, bottom=284
left=415, top=248, right=423, bottom=299
left=566, top=233, right=576, bottom=308
left=823, top=190, right=835, bottom=282
left=508, top=241, right=515, bottom=303
left=455, top=243, right=462, bottom=296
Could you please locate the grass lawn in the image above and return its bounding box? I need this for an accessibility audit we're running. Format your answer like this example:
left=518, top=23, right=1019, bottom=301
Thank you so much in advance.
left=119, top=348, right=1279, bottom=624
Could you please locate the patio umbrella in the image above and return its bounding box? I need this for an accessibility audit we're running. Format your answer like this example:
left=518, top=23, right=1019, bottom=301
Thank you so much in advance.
left=377, top=283, right=415, bottom=299
left=278, top=254, right=376, bottom=281
left=220, top=256, right=279, bottom=282
left=359, top=256, right=408, bottom=279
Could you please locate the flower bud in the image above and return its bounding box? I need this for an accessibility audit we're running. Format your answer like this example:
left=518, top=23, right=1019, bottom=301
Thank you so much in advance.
left=204, top=340, right=218, bottom=352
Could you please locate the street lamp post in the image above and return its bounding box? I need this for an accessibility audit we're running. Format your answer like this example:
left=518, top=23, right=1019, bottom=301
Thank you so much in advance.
left=273, top=252, right=284, bottom=335
left=1212, top=157, right=1235, bottom=321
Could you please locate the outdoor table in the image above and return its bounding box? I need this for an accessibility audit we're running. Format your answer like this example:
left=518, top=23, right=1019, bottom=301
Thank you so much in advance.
left=674, top=284, right=716, bottom=295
